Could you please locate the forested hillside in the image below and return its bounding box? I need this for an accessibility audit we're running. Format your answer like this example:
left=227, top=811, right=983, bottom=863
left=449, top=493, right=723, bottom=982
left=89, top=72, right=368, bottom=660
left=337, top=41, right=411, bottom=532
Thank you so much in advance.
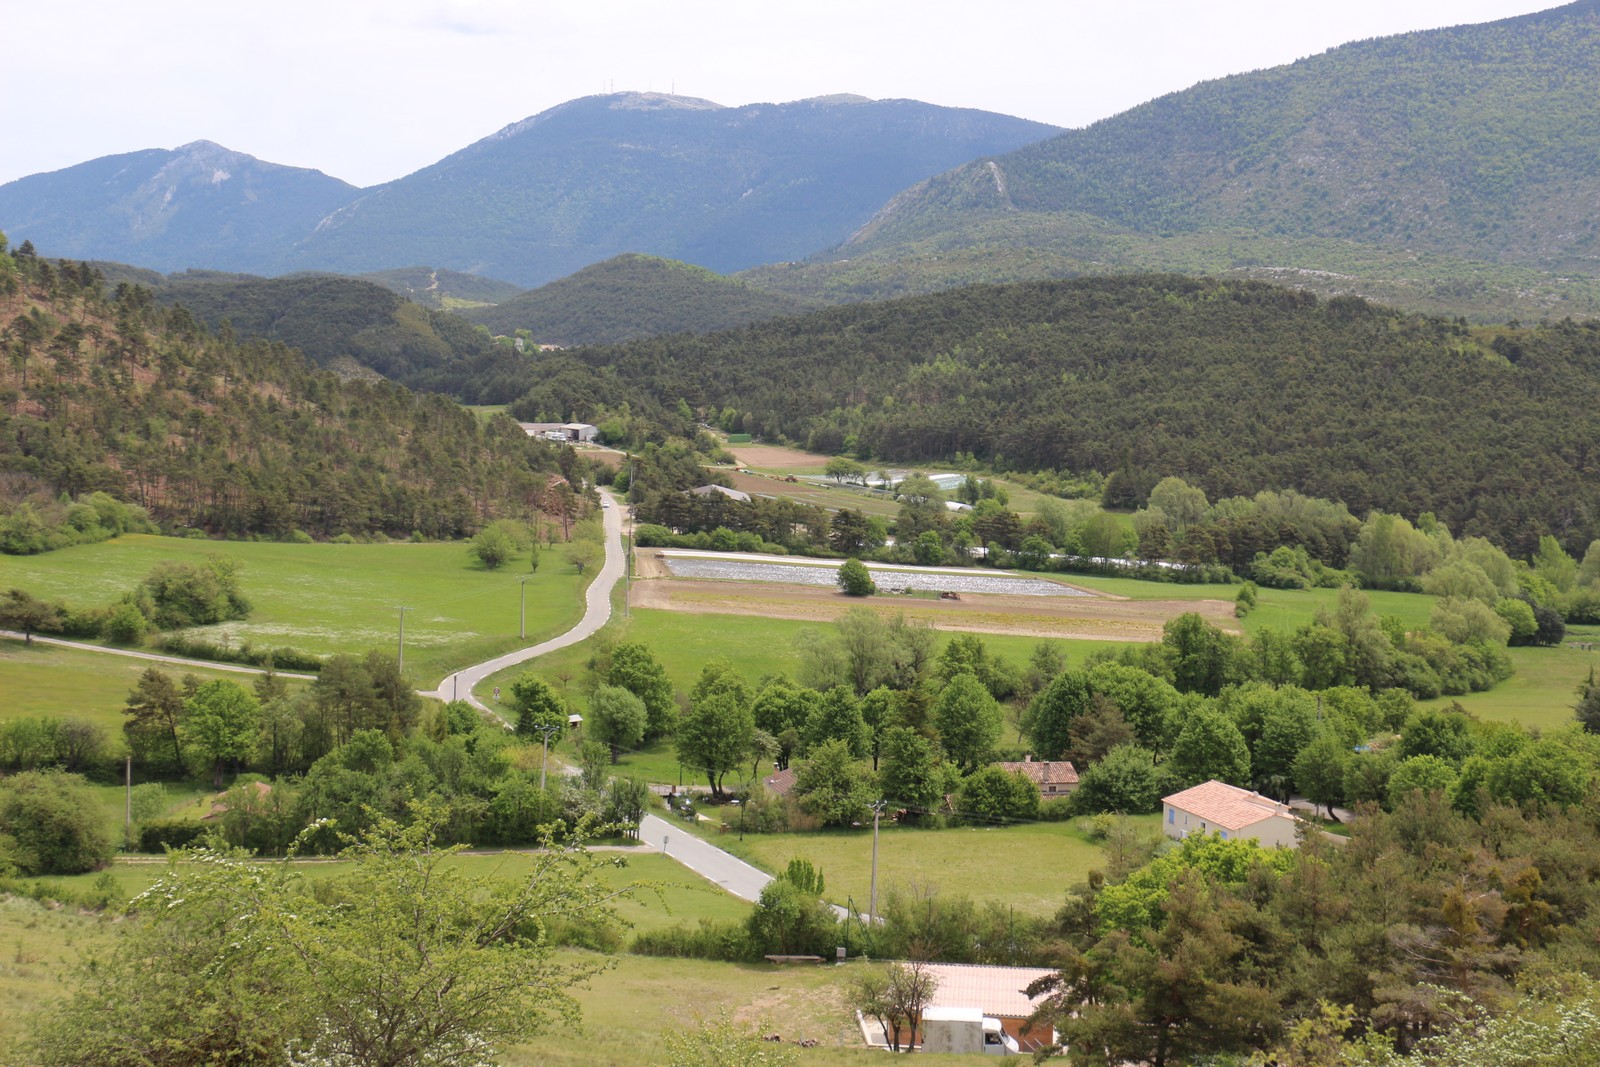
left=360, top=266, right=524, bottom=311
left=462, top=254, right=810, bottom=345
left=453, top=275, right=1600, bottom=556
left=751, top=0, right=1600, bottom=321
left=145, top=271, right=502, bottom=381
left=0, top=238, right=581, bottom=541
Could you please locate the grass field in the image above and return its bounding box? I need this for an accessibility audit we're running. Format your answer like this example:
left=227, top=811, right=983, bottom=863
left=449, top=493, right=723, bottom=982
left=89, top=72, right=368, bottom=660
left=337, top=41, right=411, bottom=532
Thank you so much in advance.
left=1421, top=642, right=1599, bottom=732
left=19, top=850, right=748, bottom=935
left=0, top=640, right=294, bottom=732
left=0, top=533, right=590, bottom=683
left=706, top=818, right=1123, bottom=919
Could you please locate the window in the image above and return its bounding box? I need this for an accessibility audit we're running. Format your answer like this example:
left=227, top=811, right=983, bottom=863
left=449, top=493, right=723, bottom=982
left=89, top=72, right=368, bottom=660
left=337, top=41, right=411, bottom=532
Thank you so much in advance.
left=1167, top=808, right=1175, bottom=824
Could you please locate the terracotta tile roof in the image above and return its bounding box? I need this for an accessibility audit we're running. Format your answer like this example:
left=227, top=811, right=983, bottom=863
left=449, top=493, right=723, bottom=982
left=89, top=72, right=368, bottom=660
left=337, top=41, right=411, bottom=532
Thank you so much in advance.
left=1163, top=780, right=1299, bottom=831
left=762, top=768, right=797, bottom=797
left=996, top=760, right=1078, bottom=787
left=922, top=962, right=1056, bottom=1019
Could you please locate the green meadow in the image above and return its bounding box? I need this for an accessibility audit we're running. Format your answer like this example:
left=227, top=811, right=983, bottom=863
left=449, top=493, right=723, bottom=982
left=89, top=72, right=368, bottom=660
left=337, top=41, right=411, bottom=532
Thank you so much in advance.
left=0, top=533, right=590, bottom=683
left=712, top=817, right=1123, bottom=919
left=0, top=641, right=289, bottom=732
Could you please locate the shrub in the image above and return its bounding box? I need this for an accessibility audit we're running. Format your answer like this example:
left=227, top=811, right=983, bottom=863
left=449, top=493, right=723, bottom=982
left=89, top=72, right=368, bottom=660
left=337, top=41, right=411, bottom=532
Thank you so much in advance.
left=0, top=770, right=114, bottom=874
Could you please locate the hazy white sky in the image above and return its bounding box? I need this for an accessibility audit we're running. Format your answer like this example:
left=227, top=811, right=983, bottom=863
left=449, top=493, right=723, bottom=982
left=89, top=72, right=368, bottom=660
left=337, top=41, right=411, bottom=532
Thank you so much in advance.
left=1, top=0, right=1562, bottom=188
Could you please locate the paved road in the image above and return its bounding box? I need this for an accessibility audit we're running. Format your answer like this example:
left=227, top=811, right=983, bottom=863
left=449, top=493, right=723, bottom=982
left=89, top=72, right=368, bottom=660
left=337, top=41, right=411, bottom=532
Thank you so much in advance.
left=420, top=494, right=626, bottom=720
left=640, top=812, right=774, bottom=902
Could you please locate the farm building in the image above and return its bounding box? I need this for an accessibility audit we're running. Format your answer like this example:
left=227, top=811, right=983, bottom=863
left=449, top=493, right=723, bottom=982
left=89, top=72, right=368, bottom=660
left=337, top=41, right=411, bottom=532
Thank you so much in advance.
left=761, top=767, right=797, bottom=798
left=517, top=422, right=598, bottom=443
left=1162, top=780, right=1304, bottom=848
left=689, top=484, right=752, bottom=503
left=996, top=756, right=1078, bottom=797
left=919, top=962, right=1056, bottom=1053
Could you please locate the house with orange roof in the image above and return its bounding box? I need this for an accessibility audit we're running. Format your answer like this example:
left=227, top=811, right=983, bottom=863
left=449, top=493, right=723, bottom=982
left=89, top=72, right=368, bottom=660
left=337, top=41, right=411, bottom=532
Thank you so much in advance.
left=995, top=755, right=1078, bottom=797
left=1162, top=780, right=1303, bottom=848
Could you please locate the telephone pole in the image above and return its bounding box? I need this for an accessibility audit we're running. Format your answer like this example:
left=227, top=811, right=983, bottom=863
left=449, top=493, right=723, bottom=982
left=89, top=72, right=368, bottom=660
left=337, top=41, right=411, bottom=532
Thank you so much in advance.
left=534, top=724, right=560, bottom=791
left=868, top=799, right=886, bottom=925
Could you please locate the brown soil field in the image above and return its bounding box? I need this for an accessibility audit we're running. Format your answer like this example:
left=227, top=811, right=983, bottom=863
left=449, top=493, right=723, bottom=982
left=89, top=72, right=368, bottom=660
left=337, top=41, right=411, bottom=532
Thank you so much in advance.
left=726, top=442, right=832, bottom=470
left=631, top=553, right=1237, bottom=642
left=720, top=469, right=901, bottom=517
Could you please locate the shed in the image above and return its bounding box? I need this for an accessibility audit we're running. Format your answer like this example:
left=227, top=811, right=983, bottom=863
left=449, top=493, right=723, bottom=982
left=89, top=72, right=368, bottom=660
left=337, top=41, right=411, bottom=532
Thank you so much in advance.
left=919, top=962, right=1057, bottom=1052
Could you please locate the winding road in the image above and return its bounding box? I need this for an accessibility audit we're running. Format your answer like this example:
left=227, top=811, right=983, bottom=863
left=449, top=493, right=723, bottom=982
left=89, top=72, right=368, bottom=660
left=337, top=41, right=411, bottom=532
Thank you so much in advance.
left=419, top=493, right=627, bottom=718
left=8, top=492, right=785, bottom=904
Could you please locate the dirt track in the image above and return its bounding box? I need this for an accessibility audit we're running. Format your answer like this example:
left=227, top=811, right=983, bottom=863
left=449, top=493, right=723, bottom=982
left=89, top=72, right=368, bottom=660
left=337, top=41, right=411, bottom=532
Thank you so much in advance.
left=630, top=553, right=1237, bottom=642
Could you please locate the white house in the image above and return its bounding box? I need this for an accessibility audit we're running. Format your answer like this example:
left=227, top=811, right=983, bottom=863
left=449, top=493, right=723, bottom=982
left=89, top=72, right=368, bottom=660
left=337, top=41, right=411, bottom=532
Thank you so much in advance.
left=1161, top=780, right=1303, bottom=849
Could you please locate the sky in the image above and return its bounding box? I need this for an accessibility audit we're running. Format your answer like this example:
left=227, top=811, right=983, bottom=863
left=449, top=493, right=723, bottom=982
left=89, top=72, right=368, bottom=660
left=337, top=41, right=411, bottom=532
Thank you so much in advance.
left=1, top=0, right=1563, bottom=189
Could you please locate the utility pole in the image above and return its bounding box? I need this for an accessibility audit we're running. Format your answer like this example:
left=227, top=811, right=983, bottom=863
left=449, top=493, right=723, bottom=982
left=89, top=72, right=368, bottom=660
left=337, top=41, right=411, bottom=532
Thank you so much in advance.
left=624, top=456, right=635, bottom=620
left=396, top=606, right=407, bottom=672
left=520, top=578, right=529, bottom=640
left=534, top=724, right=560, bottom=791
left=868, top=799, right=886, bottom=925
left=124, top=756, right=132, bottom=852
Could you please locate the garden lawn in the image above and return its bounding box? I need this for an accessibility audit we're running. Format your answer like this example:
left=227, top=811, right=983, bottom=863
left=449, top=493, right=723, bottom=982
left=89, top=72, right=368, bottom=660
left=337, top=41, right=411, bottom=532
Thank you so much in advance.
left=0, top=533, right=589, bottom=683
left=717, top=819, right=1112, bottom=919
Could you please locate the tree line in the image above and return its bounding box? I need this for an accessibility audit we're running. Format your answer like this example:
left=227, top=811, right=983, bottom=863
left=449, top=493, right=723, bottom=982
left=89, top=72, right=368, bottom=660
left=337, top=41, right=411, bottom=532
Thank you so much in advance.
left=432, top=275, right=1600, bottom=558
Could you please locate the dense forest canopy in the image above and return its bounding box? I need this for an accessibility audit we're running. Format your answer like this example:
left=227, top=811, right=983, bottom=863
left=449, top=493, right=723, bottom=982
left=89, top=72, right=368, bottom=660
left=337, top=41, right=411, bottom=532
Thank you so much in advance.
left=445, top=275, right=1600, bottom=557
left=462, top=254, right=810, bottom=346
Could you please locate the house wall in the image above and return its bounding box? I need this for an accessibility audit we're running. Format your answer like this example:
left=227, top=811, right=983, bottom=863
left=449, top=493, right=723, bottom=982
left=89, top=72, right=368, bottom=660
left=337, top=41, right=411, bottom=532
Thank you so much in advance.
left=1163, top=803, right=1300, bottom=848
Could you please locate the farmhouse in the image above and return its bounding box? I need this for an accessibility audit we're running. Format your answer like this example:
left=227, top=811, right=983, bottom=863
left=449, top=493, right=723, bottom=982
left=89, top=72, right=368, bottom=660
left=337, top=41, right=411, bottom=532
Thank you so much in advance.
left=995, top=755, right=1078, bottom=797
left=1162, top=780, right=1304, bottom=848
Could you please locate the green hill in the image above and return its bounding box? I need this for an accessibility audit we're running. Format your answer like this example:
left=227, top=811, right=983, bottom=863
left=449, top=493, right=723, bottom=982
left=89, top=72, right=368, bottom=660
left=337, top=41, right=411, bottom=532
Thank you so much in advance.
left=148, top=271, right=499, bottom=381
left=360, top=266, right=524, bottom=310
left=461, top=254, right=811, bottom=345
left=751, top=1, right=1600, bottom=320
left=461, top=274, right=1600, bottom=557
left=0, top=244, right=567, bottom=540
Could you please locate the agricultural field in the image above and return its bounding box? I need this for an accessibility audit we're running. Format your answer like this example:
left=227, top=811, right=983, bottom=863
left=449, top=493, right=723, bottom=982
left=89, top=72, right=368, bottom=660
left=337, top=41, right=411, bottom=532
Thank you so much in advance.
left=721, top=438, right=1098, bottom=521
left=0, top=534, right=590, bottom=684
left=0, top=641, right=289, bottom=733
left=712, top=818, right=1125, bottom=919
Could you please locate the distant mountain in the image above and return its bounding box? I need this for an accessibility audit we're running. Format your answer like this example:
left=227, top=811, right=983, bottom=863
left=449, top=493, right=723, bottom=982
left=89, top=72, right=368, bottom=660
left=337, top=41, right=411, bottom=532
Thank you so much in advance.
left=0, top=141, right=357, bottom=274
left=460, top=254, right=810, bottom=345
left=275, top=93, right=1060, bottom=286
left=360, top=266, right=524, bottom=310
left=753, top=1, right=1600, bottom=321
left=149, top=272, right=497, bottom=381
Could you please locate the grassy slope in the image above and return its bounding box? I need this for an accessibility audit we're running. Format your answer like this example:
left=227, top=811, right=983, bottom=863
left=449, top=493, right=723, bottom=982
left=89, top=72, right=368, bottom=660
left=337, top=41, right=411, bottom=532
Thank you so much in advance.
left=0, top=641, right=287, bottom=732
left=0, top=534, right=589, bottom=683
